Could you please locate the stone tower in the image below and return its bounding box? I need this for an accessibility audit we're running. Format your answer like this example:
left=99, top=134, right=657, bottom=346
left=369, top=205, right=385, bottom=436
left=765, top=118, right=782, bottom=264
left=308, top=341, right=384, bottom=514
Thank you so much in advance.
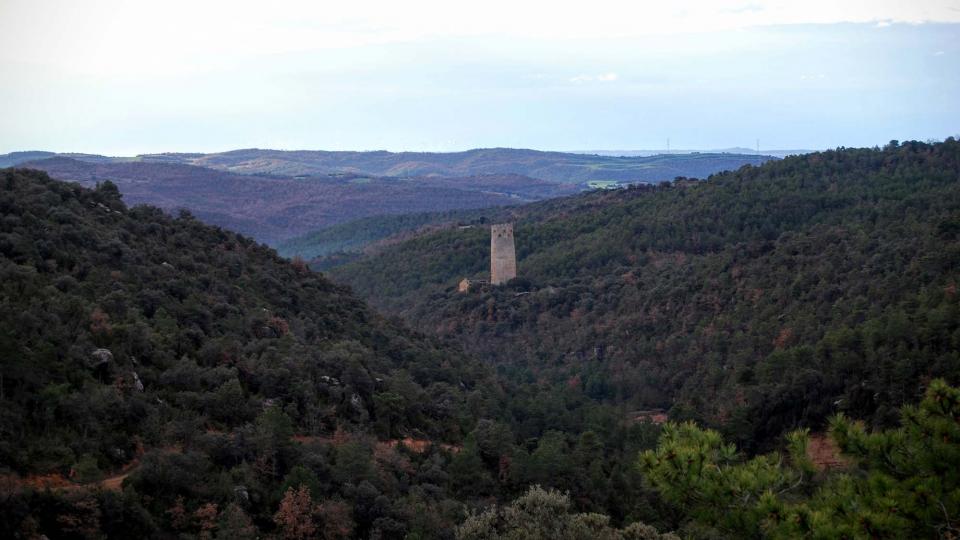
left=490, top=223, right=517, bottom=285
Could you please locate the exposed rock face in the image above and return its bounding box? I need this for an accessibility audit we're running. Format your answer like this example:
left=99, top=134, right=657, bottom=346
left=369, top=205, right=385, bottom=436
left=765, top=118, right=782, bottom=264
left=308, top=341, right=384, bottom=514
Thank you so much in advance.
left=132, top=372, right=144, bottom=392
left=350, top=393, right=364, bottom=411
left=320, top=375, right=341, bottom=386
left=88, top=348, right=113, bottom=369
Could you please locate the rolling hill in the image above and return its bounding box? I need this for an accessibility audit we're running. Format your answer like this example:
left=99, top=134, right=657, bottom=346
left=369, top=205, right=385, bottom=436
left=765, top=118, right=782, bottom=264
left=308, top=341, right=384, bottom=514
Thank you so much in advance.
left=0, top=148, right=777, bottom=185
left=17, top=157, right=559, bottom=244
left=1, top=149, right=776, bottom=249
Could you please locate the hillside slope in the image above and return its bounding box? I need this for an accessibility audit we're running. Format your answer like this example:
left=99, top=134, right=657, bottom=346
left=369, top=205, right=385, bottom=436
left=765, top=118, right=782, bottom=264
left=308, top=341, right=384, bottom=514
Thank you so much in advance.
left=332, top=140, right=960, bottom=451
left=19, top=157, right=542, bottom=244
left=277, top=182, right=648, bottom=261
left=0, top=169, right=499, bottom=537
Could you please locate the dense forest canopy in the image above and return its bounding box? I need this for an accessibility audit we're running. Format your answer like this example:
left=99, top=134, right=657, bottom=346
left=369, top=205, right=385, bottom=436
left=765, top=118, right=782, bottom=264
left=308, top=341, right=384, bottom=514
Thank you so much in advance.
left=333, top=139, right=960, bottom=452
left=0, top=169, right=504, bottom=537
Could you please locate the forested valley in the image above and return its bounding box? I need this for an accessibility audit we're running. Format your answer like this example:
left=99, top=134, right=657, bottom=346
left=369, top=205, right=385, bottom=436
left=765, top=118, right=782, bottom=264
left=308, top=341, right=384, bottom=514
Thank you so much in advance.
left=1, top=139, right=959, bottom=539
left=335, top=140, right=960, bottom=450
left=331, top=139, right=960, bottom=537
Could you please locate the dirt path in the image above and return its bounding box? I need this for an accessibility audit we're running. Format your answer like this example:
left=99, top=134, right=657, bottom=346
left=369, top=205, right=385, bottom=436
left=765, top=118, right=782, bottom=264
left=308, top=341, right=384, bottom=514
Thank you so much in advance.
left=98, top=472, right=131, bottom=491
left=806, top=433, right=849, bottom=471
left=3, top=470, right=133, bottom=493
left=4, top=436, right=458, bottom=494
left=294, top=433, right=460, bottom=453
left=3, top=443, right=179, bottom=493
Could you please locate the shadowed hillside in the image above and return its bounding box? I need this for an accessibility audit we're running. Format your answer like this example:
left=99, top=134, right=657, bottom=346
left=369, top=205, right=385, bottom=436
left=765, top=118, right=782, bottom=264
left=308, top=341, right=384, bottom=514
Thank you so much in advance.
left=0, top=168, right=502, bottom=537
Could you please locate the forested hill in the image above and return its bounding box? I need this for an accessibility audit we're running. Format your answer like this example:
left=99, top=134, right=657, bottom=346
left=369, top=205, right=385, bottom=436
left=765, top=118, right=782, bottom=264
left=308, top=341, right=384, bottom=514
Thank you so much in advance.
left=332, top=139, right=960, bottom=451
left=0, top=169, right=498, bottom=537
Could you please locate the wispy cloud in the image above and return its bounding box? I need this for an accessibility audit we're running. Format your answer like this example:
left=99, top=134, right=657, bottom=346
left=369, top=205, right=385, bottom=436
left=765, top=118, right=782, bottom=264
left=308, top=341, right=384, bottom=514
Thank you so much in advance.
left=934, top=50, right=945, bottom=55
left=569, top=73, right=619, bottom=84
left=722, top=3, right=764, bottom=15
left=875, top=20, right=892, bottom=28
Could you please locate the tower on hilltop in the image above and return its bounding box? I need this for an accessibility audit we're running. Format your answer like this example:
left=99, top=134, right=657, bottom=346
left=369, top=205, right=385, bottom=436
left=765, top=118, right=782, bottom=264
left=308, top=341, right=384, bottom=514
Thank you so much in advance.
left=490, top=223, right=517, bottom=285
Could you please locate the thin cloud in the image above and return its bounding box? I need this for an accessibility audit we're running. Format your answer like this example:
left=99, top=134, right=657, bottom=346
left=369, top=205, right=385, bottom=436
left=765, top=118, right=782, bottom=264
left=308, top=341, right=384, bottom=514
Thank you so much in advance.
left=722, top=3, right=764, bottom=14
left=570, top=73, right=619, bottom=83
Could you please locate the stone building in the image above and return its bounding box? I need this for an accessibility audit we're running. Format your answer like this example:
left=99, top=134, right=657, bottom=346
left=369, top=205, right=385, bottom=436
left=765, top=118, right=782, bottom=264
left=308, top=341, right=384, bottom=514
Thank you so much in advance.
left=490, top=223, right=517, bottom=285
left=457, top=223, right=517, bottom=291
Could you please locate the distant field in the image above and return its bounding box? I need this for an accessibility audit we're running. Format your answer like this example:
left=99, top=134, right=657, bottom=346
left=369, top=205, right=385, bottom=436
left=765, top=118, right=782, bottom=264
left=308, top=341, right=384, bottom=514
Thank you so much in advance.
left=587, top=180, right=622, bottom=189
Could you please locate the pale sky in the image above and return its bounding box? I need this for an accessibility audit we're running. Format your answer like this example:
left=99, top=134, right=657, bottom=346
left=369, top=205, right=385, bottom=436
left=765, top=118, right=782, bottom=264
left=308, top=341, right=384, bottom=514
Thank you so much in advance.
left=1, top=0, right=958, bottom=154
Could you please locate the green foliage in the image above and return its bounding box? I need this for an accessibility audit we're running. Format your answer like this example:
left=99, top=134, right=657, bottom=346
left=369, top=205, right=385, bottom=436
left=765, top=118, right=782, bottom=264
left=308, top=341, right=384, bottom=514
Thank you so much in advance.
left=638, top=422, right=808, bottom=536
left=770, top=378, right=960, bottom=539
left=456, top=485, right=679, bottom=540
left=448, top=437, right=497, bottom=497
left=639, top=379, right=960, bottom=539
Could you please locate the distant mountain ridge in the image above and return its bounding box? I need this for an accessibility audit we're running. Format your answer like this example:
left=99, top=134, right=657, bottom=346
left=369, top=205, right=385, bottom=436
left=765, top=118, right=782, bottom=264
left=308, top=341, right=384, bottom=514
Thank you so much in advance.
left=0, top=147, right=776, bottom=184
left=0, top=151, right=120, bottom=168
left=573, top=148, right=816, bottom=158
left=136, top=147, right=775, bottom=183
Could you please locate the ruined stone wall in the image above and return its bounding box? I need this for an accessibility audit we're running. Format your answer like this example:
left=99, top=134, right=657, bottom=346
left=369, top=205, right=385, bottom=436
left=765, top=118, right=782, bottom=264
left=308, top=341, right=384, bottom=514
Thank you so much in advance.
left=490, top=223, right=516, bottom=285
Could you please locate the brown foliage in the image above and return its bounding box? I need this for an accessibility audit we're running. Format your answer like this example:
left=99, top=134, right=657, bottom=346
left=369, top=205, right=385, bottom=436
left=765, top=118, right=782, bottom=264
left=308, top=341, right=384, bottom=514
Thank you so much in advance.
left=806, top=433, right=850, bottom=472
left=268, top=316, right=291, bottom=337
left=291, top=255, right=310, bottom=274
left=194, top=502, right=219, bottom=539
left=274, top=486, right=318, bottom=540
left=316, top=500, right=355, bottom=540
left=167, top=495, right=190, bottom=531
left=218, top=503, right=258, bottom=539
left=331, top=425, right=351, bottom=446
left=56, top=496, right=101, bottom=539
left=89, top=307, right=112, bottom=336
left=773, top=327, right=794, bottom=349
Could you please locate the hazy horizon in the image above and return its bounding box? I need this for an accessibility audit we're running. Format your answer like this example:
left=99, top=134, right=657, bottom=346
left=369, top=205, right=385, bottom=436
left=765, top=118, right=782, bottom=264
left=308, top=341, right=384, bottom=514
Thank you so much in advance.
left=1, top=145, right=820, bottom=157
left=2, top=1, right=958, bottom=155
